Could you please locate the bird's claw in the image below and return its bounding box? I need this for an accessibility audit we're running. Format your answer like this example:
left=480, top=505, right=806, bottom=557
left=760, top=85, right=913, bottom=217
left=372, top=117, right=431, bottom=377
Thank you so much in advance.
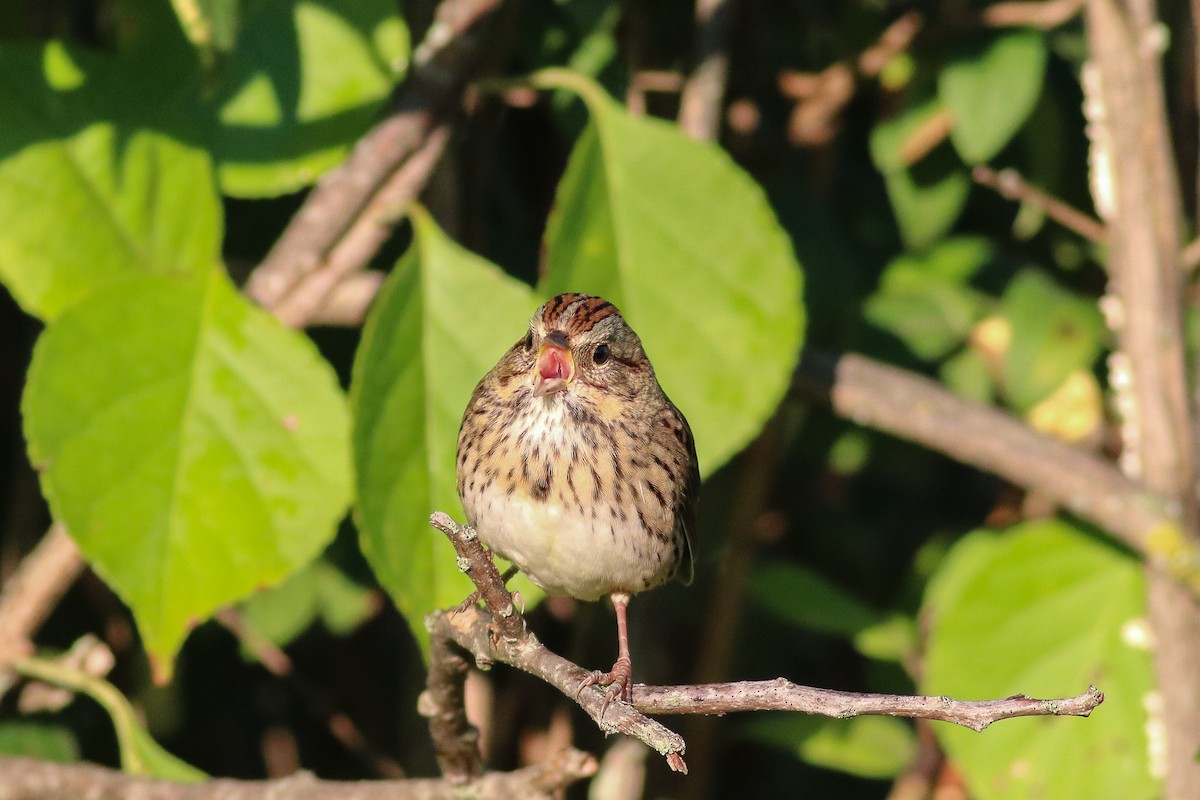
left=452, top=590, right=482, bottom=616
left=577, top=656, right=633, bottom=716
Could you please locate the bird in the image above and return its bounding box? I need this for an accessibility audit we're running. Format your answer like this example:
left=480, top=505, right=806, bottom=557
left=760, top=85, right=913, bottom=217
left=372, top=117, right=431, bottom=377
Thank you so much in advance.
left=456, top=292, right=698, bottom=705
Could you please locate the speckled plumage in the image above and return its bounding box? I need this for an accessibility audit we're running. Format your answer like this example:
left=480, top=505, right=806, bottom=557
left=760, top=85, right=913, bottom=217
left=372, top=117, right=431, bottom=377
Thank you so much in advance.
left=455, top=293, right=698, bottom=702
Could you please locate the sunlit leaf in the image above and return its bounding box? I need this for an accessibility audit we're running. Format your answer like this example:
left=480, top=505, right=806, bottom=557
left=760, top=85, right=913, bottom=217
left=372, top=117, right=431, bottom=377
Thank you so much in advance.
left=351, top=208, right=540, bottom=653
left=0, top=44, right=220, bottom=321
left=23, top=271, right=352, bottom=679
left=940, top=30, right=1047, bottom=164
left=536, top=69, right=804, bottom=475
left=738, top=714, right=916, bottom=779
left=1001, top=270, right=1104, bottom=412
left=923, top=520, right=1157, bottom=800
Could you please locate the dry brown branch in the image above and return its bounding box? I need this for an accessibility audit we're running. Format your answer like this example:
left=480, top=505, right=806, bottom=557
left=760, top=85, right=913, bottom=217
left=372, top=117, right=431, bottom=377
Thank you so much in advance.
left=793, top=350, right=1197, bottom=573
left=422, top=625, right=484, bottom=780
left=972, top=165, right=1108, bottom=245
left=678, top=0, right=735, bottom=141
left=981, top=0, right=1086, bottom=27
left=426, top=512, right=1104, bottom=776
left=245, top=0, right=504, bottom=319
left=636, top=681, right=1103, bottom=732
left=0, top=751, right=596, bottom=800
left=1085, top=2, right=1200, bottom=797
left=0, top=525, right=84, bottom=676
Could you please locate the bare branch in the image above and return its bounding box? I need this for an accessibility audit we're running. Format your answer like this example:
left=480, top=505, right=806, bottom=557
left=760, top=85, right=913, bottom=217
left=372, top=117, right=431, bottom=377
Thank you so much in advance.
left=981, top=0, right=1085, bottom=27
left=245, top=0, right=504, bottom=318
left=678, top=0, right=736, bottom=141
left=793, top=350, right=1200, bottom=586
left=0, top=525, right=84, bottom=676
left=421, top=631, right=484, bottom=780
left=972, top=165, right=1108, bottom=245
left=635, top=681, right=1103, bottom=733
left=0, top=751, right=596, bottom=800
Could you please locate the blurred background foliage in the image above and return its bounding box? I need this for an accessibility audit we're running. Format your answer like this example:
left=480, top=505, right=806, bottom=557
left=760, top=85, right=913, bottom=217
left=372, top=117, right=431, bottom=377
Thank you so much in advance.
left=0, top=0, right=1160, bottom=798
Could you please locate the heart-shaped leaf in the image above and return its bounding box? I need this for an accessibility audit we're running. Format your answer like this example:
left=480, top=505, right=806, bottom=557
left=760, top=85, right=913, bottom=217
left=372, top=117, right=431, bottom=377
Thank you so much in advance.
left=351, top=208, right=539, bottom=651
left=23, top=270, right=352, bottom=679
left=534, top=69, right=805, bottom=476
left=923, top=521, right=1157, bottom=800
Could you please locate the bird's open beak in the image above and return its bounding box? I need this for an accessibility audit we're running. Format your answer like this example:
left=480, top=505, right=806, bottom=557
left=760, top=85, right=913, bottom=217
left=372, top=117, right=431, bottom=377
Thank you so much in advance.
left=534, top=337, right=574, bottom=397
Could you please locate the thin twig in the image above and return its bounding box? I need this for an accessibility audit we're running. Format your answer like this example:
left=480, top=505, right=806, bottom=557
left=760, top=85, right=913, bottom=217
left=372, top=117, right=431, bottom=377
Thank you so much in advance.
left=635, top=681, right=1103, bottom=732
left=972, top=165, right=1108, bottom=244
left=678, top=0, right=736, bottom=141
left=0, top=751, right=596, bottom=800
left=421, top=630, right=484, bottom=780
left=215, top=609, right=404, bottom=779
left=981, top=0, right=1085, bottom=28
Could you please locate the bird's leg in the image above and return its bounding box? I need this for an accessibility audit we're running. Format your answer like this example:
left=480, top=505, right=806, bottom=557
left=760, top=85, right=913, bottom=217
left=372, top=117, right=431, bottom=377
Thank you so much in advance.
left=453, top=564, right=520, bottom=616
left=579, top=592, right=634, bottom=710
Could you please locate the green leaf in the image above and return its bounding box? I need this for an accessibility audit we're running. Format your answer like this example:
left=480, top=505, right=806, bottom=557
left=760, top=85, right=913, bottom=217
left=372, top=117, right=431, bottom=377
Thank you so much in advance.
left=351, top=208, right=540, bottom=653
left=15, top=657, right=205, bottom=781
left=864, top=237, right=992, bottom=360
left=211, top=0, right=410, bottom=196
left=870, top=97, right=970, bottom=249
left=940, top=348, right=994, bottom=403
left=535, top=70, right=804, bottom=475
left=750, top=562, right=879, bottom=638
left=0, top=44, right=221, bottom=321
left=739, top=714, right=916, bottom=779
left=923, top=520, right=1157, bottom=800
left=0, top=722, right=78, bottom=763
left=239, top=558, right=377, bottom=650
left=1001, top=270, right=1104, bottom=412
left=939, top=30, right=1047, bottom=164
left=23, top=271, right=352, bottom=680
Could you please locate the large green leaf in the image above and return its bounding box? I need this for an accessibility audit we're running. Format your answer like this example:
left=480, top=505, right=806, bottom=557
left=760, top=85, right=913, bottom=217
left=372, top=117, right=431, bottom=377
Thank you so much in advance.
left=939, top=30, right=1047, bottom=165
left=351, top=208, right=539, bottom=652
left=864, top=236, right=992, bottom=360
left=870, top=95, right=970, bottom=250
left=23, top=271, right=352, bottom=679
left=0, top=44, right=220, bottom=321
left=923, top=520, right=1157, bottom=800
left=535, top=70, right=804, bottom=475
left=1001, top=270, right=1104, bottom=412
left=750, top=562, right=916, bottom=663
left=738, top=714, right=915, bottom=779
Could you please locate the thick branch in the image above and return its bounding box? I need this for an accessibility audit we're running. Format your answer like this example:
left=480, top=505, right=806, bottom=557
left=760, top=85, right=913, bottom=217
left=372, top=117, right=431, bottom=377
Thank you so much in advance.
left=636, top=681, right=1103, bottom=733
left=794, top=350, right=1181, bottom=557
left=0, top=752, right=596, bottom=800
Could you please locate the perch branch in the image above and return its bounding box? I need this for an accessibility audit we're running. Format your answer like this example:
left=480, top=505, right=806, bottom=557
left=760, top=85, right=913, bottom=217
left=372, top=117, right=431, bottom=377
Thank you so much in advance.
left=635, top=681, right=1103, bottom=733
left=427, top=513, right=1105, bottom=776
left=0, top=751, right=596, bottom=800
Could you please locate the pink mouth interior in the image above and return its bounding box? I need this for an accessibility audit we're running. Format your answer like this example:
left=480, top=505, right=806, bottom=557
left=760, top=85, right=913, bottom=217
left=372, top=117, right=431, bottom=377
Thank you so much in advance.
left=539, top=347, right=571, bottom=380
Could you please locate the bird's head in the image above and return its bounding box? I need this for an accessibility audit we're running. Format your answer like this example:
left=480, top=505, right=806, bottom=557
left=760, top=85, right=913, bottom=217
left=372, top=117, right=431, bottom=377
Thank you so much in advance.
left=504, top=293, right=652, bottom=405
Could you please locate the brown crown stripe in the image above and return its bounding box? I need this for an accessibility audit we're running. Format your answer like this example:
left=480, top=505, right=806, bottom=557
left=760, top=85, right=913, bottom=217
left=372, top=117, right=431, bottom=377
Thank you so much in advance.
left=540, top=293, right=621, bottom=335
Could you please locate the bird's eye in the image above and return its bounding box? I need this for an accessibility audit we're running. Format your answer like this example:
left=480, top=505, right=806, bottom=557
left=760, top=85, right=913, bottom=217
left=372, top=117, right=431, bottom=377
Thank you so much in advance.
left=522, top=331, right=534, bottom=351
left=593, top=343, right=611, bottom=365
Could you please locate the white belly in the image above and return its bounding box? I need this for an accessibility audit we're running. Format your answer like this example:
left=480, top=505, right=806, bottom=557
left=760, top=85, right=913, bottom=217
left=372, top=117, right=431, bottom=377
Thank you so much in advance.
left=466, top=479, right=667, bottom=601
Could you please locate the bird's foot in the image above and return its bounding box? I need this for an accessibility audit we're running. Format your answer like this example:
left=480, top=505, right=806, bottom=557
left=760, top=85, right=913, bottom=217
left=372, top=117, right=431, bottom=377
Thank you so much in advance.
left=452, top=590, right=482, bottom=616
left=578, top=654, right=633, bottom=715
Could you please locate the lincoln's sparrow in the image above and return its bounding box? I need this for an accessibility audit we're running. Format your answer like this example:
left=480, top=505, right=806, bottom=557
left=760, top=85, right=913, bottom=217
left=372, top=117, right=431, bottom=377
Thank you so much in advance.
left=456, top=293, right=698, bottom=704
